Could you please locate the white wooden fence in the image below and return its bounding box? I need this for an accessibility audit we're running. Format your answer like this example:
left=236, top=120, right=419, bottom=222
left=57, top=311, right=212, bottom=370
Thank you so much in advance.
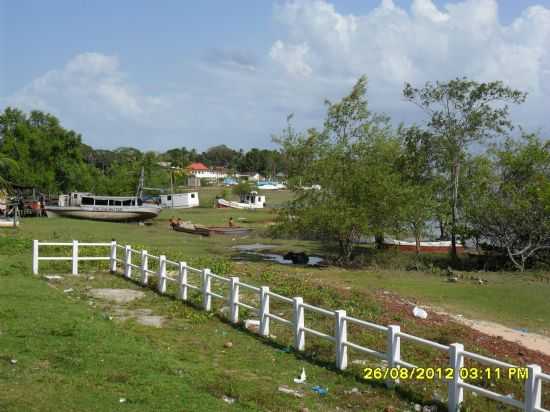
left=32, top=240, right=549, bottom=412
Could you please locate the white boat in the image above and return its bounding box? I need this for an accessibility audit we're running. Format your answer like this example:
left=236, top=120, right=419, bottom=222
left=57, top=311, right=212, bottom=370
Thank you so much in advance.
left=217, top=191, right=266, bottom=209
left=257, top=183, right=286, bottom=190
left=383, top=238, right=464, bottom=253
left=46, top=192, right=160, bottom=222
left=0, top=218, right=18, bottom=228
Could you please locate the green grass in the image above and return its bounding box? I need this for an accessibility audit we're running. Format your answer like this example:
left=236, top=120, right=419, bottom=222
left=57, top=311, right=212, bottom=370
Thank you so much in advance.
left=11, top=202, right=550, bottom=334
left=1, top=236, right=416, bottom=412
left=309, top=268, right=550, bottom=333
left=3, top=204, right=550, bottom=411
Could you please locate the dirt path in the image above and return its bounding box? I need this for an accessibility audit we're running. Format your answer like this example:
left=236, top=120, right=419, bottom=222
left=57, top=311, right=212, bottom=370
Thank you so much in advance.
left=447, top=315, right=550, bottom=357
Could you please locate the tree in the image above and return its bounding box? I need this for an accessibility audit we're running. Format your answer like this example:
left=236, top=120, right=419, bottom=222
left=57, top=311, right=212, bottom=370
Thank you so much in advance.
left=276, top=76, right=403, bottom=264
left=232, top=181, right=254, bottom=198
left=0, top=153, right=18, bottom=189
left=397, top=126, right=438, bottom=255
left=468, top=134, right=550, bottom=271
left=0, top=108, right=101, bottom=193
left=403, top=78, right=526, bottom=259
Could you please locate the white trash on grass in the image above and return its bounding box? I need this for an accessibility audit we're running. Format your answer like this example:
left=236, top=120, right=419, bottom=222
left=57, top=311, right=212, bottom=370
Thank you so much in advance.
left=412, top=306, right=428, bottom=319
left=293, top=368, right=306, bottom=384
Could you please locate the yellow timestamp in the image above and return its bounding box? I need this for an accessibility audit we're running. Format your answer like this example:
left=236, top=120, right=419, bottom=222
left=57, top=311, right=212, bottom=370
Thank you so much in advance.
left=363, top=367, right=529, bottom=381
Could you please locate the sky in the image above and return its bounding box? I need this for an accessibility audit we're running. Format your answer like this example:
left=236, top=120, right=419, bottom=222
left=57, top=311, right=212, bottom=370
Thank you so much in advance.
left=1, top=0, right=550, bottom=151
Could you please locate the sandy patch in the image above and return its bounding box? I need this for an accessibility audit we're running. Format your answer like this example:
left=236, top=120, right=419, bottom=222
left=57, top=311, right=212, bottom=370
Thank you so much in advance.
left=448, top=315, right=550, bottom=356
left=89, top=288, right=145, bottom=304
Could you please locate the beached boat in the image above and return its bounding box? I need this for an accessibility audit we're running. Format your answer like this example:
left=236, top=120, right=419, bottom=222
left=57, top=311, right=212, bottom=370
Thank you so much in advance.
left=173, top=222, right=251, bottom=236
left=208, top=226, right=251, bottom=235
left=173, top=221, right=210, bottom=236
left=0, top=218, right=18, bottom=228
left=256, top=181, right=286, bottom=190
left=46, top=192, right=160, bottom=222
left=217, top=191, right=266, bottom=209
left=383, top=238, right=464, bottom=253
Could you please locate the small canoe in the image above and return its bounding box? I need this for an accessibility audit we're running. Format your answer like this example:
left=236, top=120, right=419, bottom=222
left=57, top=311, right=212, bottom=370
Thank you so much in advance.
left=173, top=222, right=210, bottom=236
left=208, top=226, right=251, bottom=235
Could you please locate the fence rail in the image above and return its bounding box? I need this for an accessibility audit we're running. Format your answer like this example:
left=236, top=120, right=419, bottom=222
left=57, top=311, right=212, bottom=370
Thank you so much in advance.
left=32, top=240, right=549, bottom=412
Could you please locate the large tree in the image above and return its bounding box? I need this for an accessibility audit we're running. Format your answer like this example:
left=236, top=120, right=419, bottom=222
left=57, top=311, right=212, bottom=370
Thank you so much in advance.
left=396, top=125, right=438, bottom=255
left=276, top=76, right=404, bottom=263
left=403, top=78, right=526, bottom=258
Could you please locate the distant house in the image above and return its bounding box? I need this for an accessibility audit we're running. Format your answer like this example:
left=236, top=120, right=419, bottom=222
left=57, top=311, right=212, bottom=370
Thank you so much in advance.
left=186, top=162, right=227, bottom=180
left=157, top=161, right=172, bottom=168
left=235, top=172, right=262, bottom=182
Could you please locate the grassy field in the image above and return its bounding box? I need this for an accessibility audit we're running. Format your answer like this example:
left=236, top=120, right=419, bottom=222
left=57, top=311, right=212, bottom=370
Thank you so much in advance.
left=2, top=201, right=550, bottom=411
left=0, top=235, right=415, bottom=412
left=14, top=200, right=550, bottom=335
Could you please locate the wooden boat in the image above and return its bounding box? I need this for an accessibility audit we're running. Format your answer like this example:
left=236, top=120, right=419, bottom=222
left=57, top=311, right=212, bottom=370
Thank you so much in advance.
left=383, top=238, right=464, bottom=254
left=46, top=192, right=160, bottom=222
left=208, top=226, right=251, bottom=235
left=173, top=222, right=251, bottom=236
left=173, top=222, right=210, bottom=236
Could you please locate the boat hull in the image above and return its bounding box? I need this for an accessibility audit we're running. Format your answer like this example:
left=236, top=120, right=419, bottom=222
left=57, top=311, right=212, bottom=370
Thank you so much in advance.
left=217, top=199, right=263, bottom=209
left=0, top=219, right=18, bottom=228
left=208, top=226, right=251, bottom=235
left=173, top=224, right=210, bottom=236
left=45, top=206, right=160, bottom=222
left=383, top=239, right=464, bottom=254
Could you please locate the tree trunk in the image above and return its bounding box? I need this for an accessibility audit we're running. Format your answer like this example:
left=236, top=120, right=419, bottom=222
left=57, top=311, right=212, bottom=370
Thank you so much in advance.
left=450, top=159, right=461, bottom=260
left=415, top=231, right=421, bottom=256
left=438, top=218, right=446, bottom=240
left=374, top=233, right=384, bottom=250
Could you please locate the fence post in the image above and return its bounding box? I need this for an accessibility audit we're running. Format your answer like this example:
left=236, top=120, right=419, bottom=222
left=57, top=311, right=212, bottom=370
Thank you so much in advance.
left=140, top=250, right=148, bottom=285
left=32, top=240, right=39, bottom=275
left=448, top=343, right=464, bottom=412
left=158, top=255, right=167, bottom=294
left=72, top=240, right=79, bottom=275
left=202, top=268, right=212, bottom=311
left=525, top=364, right=542, bottom=412
left=229, top=277, right=240, bottom=323
left=109, top=241, right=117, bottom=273
left=386, top=325, right=401, bottom=386
left=293, top=297, right=305, bottom=351
left=124, top=245, right=132, bottom=278
left=178, top=262, right=188, bottom=301
left=259, top=286, right=270, bottom=337
left=335, top=310, right=348, bottom=370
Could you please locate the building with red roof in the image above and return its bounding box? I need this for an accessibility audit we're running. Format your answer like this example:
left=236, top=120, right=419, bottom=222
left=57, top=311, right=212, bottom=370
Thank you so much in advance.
left=186, top=162, right=227, bottom=180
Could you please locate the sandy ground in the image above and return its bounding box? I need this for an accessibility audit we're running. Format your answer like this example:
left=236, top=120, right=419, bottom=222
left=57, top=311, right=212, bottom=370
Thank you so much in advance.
left=448, top=314, right=550, bottom=356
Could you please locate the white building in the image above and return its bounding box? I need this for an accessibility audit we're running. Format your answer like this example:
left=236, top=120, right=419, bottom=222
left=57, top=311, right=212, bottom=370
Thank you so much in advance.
left=160, top=192, right=199, bottom=209
left=187, top=162, right=227, bottom=180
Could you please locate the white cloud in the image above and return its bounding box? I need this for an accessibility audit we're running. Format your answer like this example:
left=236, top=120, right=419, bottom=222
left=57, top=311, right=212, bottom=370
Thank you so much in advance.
left=9, top=52, right=153, bottom=119
left=269, top=40, right=313, bottom=77
left=2, top=1, right=549, bottom=150
left=270, top=0, right=550, bottom=95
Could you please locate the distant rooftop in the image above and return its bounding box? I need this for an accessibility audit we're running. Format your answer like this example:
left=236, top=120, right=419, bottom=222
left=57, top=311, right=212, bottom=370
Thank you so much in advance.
left=187, top=162, right=208, bottom=171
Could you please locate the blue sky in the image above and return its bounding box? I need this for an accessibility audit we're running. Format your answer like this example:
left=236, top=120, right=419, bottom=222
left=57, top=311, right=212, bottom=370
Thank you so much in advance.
left=2, top=0, right=550, bottom=150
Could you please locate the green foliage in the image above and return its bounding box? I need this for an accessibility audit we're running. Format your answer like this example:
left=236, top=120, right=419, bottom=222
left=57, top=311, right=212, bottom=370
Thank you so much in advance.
left=0, top=107, right=287, bottom=196
left=231, top=181, right=254, bottom=197
left=403, top=78, right=527, bottom=257
left=275, top=77, right=405, bottom=263
left=468, top=134, right=550, bottom=270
